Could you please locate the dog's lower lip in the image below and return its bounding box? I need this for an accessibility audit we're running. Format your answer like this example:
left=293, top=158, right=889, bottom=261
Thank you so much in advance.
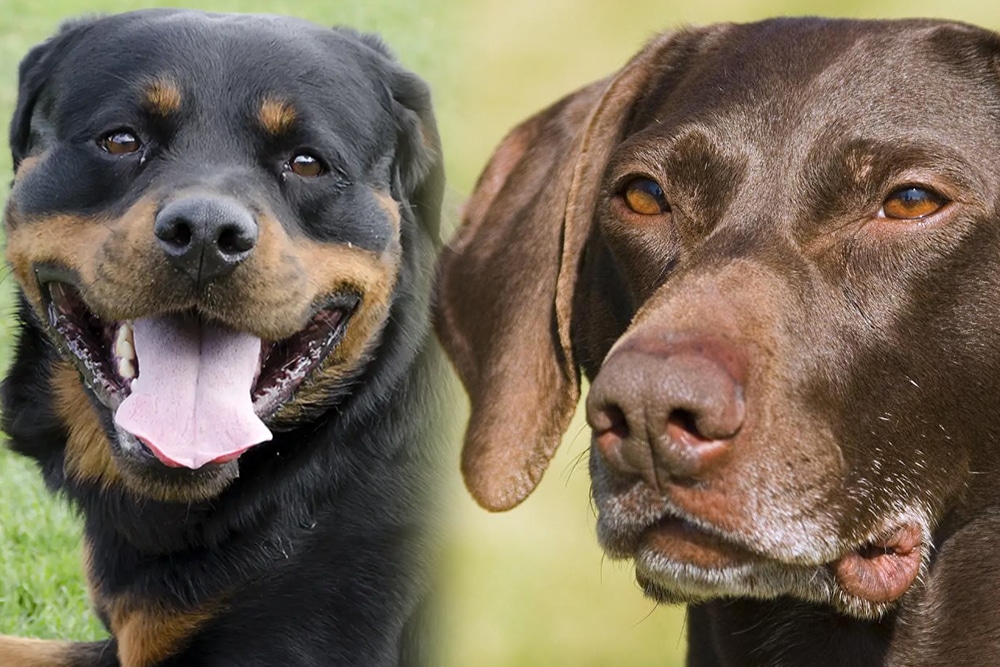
left=641, top=515, right=762, bottom=569
left=832, top=523, right=922, bottom=603
left=45, top=281, right=126, bottom=408
left=251, top=300, right=355, bottom=419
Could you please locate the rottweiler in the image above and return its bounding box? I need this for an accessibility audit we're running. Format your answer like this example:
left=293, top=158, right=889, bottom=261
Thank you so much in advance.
left=0, top=9, right=444, bottom=667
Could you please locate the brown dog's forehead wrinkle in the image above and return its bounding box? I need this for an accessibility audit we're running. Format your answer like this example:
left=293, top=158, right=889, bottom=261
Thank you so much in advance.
left=625, top=20, right=1000, bottom=189
left=626, top=20, right=868, bottom=144
left=607, top=26, right=1000, bottom=294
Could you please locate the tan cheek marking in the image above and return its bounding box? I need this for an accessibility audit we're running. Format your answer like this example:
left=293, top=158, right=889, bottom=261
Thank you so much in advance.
left=89, top=199, right=169, bottom=308
left=13, top=153, right=45, bottom=180
left=295, top=234, right=399, bottom=348
left=236, top=212, right=399, bottom=340
left=0, top=637, right=73, bottom=667
left=269, top=231, right=401, bottom=420
left=52, top=362, right=121, bottom=488
left=142, top=78, right=182, bottom=116
left=374, top=191, right=401, bottom=232
left=5, top=198, right=168, bottom=323
left=4, top=202, right=111, bottom=309
left=259, top=98, right=297, bottom=135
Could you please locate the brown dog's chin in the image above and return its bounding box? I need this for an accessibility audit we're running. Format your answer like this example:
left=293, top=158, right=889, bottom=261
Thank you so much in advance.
left=631, top=515, right=924, bottom=613
left=832, top=523, right=923, bottom=604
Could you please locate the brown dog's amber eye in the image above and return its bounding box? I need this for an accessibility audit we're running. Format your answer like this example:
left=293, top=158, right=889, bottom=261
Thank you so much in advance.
left=881, top=187, right=947, bottom=220
left=623, top=178, right=669, bottom=215
left=289, top=153, right=324, bottom=177
left=99, top=130, right=142, bottom=155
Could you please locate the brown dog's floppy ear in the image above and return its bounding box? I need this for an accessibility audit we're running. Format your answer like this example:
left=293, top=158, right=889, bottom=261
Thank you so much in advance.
left=436, top=33, right=682, bottom=511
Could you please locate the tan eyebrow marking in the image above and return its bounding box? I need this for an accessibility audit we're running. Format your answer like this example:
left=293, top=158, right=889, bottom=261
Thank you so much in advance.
left=259, top=97, right=298, bottom=135
left=142, top=78, right=182, bottom=116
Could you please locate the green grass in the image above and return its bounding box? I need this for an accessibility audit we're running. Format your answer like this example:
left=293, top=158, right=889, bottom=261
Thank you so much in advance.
left=0, top=450, right=104, bottom=638
left=5, top=1, right=1000, bottom=666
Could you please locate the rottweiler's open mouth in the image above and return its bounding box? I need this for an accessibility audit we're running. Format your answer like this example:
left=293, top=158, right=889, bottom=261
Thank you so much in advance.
left=42, top=280, right=356, bottom=469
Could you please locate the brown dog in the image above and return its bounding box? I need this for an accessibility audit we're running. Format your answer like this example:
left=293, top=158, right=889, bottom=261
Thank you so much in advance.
left=436, top=17, right=1000, bottom=665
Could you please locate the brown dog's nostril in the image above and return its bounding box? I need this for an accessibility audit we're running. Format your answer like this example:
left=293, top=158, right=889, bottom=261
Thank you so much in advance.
left=592, top=405, right=647, bottom=477
left=663, top=409, right=736, bottom=478
left=586, top=337, right=747, bottom=486
left=155, top=196, right=258, bottom=285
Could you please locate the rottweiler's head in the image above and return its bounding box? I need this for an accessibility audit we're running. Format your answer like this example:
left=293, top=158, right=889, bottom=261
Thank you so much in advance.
left=4, top=10, right=442, bottom=502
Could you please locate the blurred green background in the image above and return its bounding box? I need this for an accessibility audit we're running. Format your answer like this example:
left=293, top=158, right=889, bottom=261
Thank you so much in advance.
left=3, top=1, right=1000, bottom=665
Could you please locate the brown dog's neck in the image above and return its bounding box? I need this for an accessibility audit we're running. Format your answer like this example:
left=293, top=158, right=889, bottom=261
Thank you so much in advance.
left=686, top=599, right=895, bottom=667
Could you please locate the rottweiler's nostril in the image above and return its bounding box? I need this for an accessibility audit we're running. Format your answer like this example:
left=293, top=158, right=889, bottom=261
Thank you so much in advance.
left=156, top=219, right=193, bottom=250
left=155, top=196, right=258, bottom=285
left=217, top=224, right=255, bottom=255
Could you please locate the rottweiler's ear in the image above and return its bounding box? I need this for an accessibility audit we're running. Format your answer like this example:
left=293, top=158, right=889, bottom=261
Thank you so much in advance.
left=340, top=28, right=444, bottom=242
left=9, top=18, right=95, bottom=169
left=436, top=33, right=684, bottom=511
left=386, top=66, right=445, bottom=243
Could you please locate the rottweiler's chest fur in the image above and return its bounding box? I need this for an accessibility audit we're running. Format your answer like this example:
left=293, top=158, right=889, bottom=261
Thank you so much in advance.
left=1, top=9, right=444, bottom=667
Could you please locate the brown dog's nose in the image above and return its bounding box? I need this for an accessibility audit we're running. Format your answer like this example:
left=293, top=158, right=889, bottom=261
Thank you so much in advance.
left=586, top=337, right=747, bottom=485
left=155, top=196, right=258, bottom=285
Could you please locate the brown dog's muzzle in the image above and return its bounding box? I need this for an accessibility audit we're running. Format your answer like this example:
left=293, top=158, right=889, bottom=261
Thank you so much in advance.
left=587, top=336, right=746, bottom=486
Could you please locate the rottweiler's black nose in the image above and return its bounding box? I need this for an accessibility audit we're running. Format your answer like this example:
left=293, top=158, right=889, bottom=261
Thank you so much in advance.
left=155, top=197, right=258, bottom=284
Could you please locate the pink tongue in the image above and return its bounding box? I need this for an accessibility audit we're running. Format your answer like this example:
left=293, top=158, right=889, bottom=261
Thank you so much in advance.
left=114, top=316, right=273, bottom=469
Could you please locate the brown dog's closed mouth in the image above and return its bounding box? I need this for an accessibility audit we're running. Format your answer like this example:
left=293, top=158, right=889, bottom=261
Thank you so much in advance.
left=644, top=517, right=764, bottom=570
left=832, top=523, right=923, bottom=604
left=639, top=513, right=924, bottom=605
left=45, top=279, right=356, bottom=468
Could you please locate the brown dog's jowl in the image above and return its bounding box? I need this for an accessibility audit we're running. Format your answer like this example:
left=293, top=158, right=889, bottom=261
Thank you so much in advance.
left=437, top=17, right=1000, bottom=665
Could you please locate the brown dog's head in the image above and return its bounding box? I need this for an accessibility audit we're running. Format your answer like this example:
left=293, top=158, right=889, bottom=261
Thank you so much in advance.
left=436, top=17, right=1000, bottom=618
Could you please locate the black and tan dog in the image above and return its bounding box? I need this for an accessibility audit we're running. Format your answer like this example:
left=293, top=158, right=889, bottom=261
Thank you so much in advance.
left=0, top=9, right=443, bottom=667
left=437, top=18, right=1000, bottom=666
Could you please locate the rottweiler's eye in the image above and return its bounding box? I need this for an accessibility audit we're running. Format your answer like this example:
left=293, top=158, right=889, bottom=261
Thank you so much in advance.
left=622, top=178, right=669, bottom=215
left=288, top=153, right=324, bottom=178
left=880, top=187, right=947, bottom=220
left=99, top=130, right=142, bottom=155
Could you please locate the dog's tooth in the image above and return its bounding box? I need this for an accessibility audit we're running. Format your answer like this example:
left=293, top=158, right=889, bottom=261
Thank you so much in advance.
left=115, top=326, right=135, bottom=361
left=118, top=358, right=136, bottom=380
